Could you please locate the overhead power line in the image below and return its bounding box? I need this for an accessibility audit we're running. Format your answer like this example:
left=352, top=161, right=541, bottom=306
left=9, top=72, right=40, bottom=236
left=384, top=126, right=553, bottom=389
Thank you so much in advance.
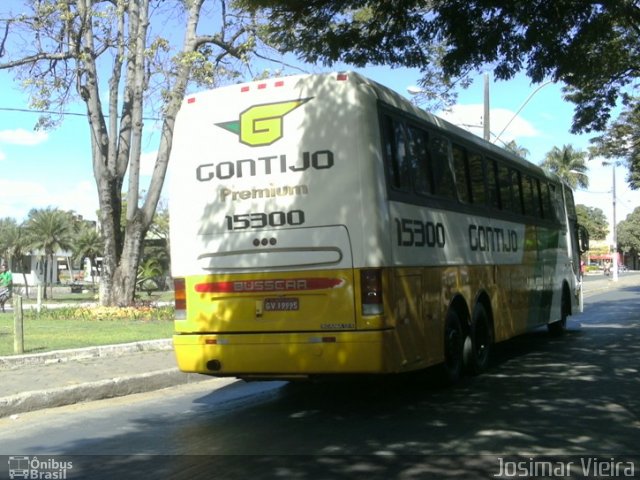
left=0, top=106, right=161, bottom=121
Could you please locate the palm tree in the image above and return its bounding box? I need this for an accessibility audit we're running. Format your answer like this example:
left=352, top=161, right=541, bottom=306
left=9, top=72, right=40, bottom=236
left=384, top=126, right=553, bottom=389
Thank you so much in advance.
left=503, top=140, right=530, bottom=159
left=24, top=208, right=74, bottom=299
left=0, top=218, right=31, bottom=297
left=73, top=226, right=104, bottom=285
left=540, top=144, right=589, bottom=189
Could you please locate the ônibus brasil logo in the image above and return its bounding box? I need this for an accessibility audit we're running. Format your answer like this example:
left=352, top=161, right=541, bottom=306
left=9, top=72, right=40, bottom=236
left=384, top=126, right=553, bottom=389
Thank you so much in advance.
left=216, top=98, right=312, bottom=147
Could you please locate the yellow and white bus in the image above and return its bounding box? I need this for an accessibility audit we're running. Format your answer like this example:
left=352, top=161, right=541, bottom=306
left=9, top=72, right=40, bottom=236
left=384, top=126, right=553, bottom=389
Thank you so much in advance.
left=169, top=72, right=588, bottom=382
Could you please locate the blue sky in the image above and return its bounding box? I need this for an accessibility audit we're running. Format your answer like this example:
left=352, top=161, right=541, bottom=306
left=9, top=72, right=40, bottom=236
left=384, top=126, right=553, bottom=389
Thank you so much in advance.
left=0, top=64, right=637, bottom=241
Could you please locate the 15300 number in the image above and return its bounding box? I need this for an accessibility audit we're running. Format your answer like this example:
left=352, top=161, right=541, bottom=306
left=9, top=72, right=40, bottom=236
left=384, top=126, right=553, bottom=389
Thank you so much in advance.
left=395, top=217, right=446, bottom=248
left=225, top=210, right=305, bottom=230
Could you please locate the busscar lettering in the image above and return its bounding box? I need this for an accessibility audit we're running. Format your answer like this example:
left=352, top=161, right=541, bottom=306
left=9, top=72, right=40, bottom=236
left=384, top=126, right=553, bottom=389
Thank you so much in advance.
left=196, top=150, right=334, bottom=181
left=234, top=279, right=307, bottom=292
left=469, top=224, right=518, bottom=252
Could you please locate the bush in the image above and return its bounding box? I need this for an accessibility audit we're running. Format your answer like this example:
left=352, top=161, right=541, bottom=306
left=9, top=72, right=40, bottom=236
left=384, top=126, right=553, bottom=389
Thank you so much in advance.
left=26, top=305, right=174, bottom=322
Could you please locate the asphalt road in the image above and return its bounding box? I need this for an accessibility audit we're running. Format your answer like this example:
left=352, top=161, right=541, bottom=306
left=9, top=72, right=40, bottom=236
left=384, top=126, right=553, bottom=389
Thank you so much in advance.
left=1, top=277, right=639, bottom=479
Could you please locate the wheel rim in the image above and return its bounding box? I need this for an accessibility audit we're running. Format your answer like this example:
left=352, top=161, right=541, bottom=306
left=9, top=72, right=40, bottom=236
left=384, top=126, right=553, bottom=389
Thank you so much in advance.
left=475, top=318, right=490, bottom=364
left=445, top=323, right=461, bottom=370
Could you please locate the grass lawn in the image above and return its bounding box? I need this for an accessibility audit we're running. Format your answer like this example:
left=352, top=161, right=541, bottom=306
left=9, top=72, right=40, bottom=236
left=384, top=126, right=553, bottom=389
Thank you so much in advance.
left=0, top=309, right=174, bottom=356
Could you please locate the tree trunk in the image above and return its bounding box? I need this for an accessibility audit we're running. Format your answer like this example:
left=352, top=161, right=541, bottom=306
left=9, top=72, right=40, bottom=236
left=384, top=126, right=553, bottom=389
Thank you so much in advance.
left=99, top=211, right=146, bottom=307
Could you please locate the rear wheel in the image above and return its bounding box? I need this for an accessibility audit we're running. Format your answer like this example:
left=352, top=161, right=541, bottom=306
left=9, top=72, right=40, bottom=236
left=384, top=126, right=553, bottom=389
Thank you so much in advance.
left=548, top=290, right=569, bottom=336
left=441, top=310, right=464, bottom=385
left=463, top=304, right=493, bottom=375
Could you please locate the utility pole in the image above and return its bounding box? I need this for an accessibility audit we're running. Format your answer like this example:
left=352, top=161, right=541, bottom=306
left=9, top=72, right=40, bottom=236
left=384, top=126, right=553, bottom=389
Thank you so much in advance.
left=483, top=73, right=490, bottom=141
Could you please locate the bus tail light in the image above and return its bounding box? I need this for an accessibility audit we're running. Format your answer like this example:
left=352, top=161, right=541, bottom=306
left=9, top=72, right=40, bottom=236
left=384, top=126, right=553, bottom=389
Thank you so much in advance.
left=174, top=277, right=186, bottom=320
left=360, top=269, right=383, bottom=315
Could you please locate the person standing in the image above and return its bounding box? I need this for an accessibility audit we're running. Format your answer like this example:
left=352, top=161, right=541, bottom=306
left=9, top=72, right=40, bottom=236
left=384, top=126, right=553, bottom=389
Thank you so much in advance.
left=0, top=263, right=13, bottom=312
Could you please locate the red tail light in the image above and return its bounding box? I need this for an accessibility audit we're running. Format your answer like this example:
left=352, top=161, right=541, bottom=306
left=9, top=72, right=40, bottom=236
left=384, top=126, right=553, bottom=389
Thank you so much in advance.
left=174, top=277, right=186, bottom=319
left=360, top=269, right=383, bottom=315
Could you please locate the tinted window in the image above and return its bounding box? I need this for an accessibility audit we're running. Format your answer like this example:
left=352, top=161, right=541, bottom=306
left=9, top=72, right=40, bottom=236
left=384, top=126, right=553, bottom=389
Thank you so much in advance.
left=486, top=158, right=500, bottom=209
left=452, top=144, right=471, bottom=203
left=468, top=153, right=485, bottom=205
left=407, top=126, right=432, bottom=195
left=430, top=135, right=456, bottom=200
left=382, top=114, right=411, bottom=191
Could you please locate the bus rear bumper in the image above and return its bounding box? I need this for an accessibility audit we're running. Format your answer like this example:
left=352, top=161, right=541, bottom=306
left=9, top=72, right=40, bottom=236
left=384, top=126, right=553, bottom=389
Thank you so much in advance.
left=172, top=330, right=396, bottom=376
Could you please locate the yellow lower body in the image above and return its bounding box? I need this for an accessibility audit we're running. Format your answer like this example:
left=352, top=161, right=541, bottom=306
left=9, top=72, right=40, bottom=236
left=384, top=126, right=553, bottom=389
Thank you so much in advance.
left=173, top=329, right=402, bottom=377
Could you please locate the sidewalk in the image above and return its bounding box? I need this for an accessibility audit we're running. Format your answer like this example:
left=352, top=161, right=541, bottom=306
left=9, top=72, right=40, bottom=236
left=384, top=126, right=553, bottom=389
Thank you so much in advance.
left=0, top=339, right=215, bottom=418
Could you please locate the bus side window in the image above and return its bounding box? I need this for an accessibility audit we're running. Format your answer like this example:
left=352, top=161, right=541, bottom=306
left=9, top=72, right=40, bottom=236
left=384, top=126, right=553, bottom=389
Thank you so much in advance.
left=564, top=186, right=577, bottom=219
left=522, top=175, right=542, bottom=217
left=429, top=134, right=457, bottom=200
left=533, top=178, right=543, bottom=218
left=522, top=175, right=534, bottom=216
left=382, top=114, right=411, bottom=191
left=468, top=152, right=486, bottom=205
left=452, top=144, right=472, bottom=203
left=541, top=182, right=554, bottom=221
left=549, top=183, right=565, bottom=223
left=485, top=158, right=500, bottom=209
left=498, top=163, right=513, bottom=212
left=511, top=169, right=524, bottom=215
left=407, top=126, right=432, bottom=195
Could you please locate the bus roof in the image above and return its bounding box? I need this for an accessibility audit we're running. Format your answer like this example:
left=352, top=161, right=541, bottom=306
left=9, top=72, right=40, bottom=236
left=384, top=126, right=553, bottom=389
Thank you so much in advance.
left=345, top=71, right=566, bottom=187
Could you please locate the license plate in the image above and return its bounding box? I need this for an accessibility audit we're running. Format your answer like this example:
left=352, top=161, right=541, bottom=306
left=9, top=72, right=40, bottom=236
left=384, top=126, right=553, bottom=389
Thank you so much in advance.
left=263, top=297, right=299, bottom=311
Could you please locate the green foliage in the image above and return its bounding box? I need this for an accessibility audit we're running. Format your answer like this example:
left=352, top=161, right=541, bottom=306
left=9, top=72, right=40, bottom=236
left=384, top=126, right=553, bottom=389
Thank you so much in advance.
left=617, top=207, right=640, bottom=254
left=136, top=258, right=163, bottom=295
left=244, top=0, right=640, bottom=134
left=503, top=140, right=529, bottom=159
left=576, top=204, right=608, bottom=241
left=589, top=101, right=640, bottom=190
left=540, top=145, right=589, bottom=190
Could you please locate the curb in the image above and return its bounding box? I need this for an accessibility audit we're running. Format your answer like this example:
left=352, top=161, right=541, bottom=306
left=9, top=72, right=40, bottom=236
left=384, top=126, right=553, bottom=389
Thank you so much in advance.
left=0, top=368, right=217, bottom=418
left=0, top=339, right=173, bottom=370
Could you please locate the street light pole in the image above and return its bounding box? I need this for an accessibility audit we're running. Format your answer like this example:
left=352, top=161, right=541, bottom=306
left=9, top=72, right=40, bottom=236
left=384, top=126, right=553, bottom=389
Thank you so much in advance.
left=483, top=73, right=490, bottom=141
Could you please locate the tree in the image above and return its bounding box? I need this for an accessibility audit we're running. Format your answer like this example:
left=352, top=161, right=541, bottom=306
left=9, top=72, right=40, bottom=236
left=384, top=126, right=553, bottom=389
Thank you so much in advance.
left=540, top=145, right=589, bottom=190
left=73, top=225, right=104, bottom=285
left=617, top=207, right=640, bottom=269
left=503, top=140, right=529, bottom=159
left=576, top=204, right=608, bottom=242
left=244, top=0, right=640, bottom=183
left=24, top=208, right=74, bottom=299
left=0, top=1, right=280, bottom=306
left=589, top=102, right=640, bottom=190
left=246, top=1, right=640, bottom=132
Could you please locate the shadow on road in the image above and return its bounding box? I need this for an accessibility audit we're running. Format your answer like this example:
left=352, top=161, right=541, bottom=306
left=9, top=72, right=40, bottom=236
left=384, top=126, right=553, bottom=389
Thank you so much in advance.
left=17, top=285, right=640, bottom=479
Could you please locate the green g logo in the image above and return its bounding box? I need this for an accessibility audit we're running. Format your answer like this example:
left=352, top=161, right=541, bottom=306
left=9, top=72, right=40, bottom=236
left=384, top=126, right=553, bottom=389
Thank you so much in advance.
left=216, top=98, right=312, bottom=147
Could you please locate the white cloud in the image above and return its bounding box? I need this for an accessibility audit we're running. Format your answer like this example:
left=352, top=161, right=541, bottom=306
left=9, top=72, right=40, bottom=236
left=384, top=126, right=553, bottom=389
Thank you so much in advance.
left=54, top=180, right=99, bottom=220
left=0, top=128, right=49, bottom=146
left=438, top=104, right=540, bottom=144
left=0, top=178, right=98, bottom=222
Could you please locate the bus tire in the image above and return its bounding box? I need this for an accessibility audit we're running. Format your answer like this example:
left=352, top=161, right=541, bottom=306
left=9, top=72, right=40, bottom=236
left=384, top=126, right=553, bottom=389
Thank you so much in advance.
left=463, top=303, right=492, bottom=375
left=548, top=289, right=569, bottom=336
left=441, top=310, right=464, bottom=385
